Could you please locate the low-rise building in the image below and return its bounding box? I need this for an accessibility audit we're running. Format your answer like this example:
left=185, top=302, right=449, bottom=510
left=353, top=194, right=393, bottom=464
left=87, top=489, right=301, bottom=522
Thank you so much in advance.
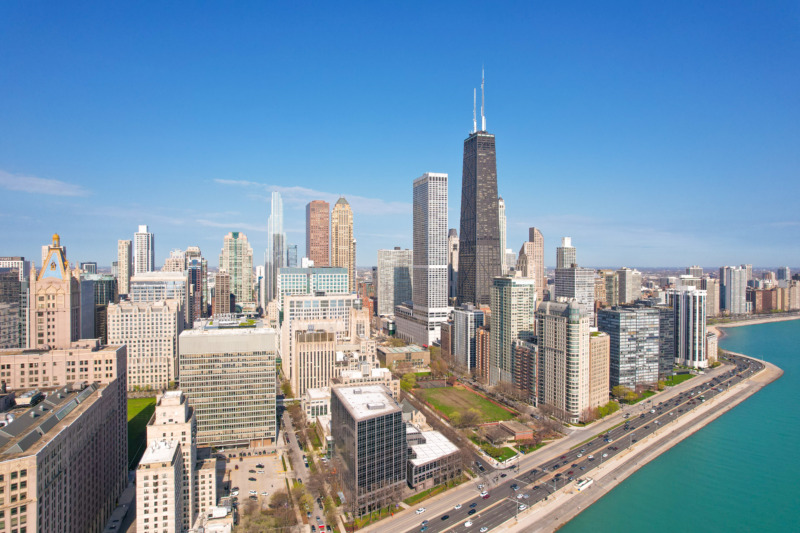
left=377, top=344, right=430, bottom=372
left=406, top=430, right=460, bottom=490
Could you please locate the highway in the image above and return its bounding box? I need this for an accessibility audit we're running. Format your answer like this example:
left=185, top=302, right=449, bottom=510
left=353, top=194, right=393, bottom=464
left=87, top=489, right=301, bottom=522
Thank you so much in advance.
left=403, top=355, right=763, bottom=533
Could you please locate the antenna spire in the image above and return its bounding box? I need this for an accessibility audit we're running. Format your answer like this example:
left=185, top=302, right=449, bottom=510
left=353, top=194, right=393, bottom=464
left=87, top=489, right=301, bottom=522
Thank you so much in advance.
left=481, top=67, right=486, bottom=131
left=473, top=88, right=477, bottom=133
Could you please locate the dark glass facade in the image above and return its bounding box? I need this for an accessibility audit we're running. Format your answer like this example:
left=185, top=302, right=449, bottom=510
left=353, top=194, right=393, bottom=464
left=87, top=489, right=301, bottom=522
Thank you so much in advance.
left=457, top=132, right=501, bottom=306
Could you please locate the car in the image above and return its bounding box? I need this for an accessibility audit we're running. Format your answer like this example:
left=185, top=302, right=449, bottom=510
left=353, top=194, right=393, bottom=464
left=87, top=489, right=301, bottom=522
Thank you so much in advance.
left=561, top=455, right=566, bottom=459
left=258, top=470, right=265, bottom=474
left=469, top=503, right=478, bottom=508
left=311, top=527, right=316, bottom=532
left=481, top=528, right=489, bottom=532
left=262, top=491, right=268, bottom=496
left=421, top=520, right=429, bottom=526
left=568, top=476, right=574, bottom=481
left=524, top=494, right=530, bottom=499
left=482, top=493, right=490, bottom=500
left=477, top=484, right=485, bottom=490
left=568, top=471, right=574, bottom=475
left=248, top=477, right=256, bottom=481
left=416, top=508, right=426, bottom=514
left=587, top=455, right=594, bottom=459
left=420, top=528, right=428, bottom=532
left=231, top=490, right=239, bottom=496
left=500, top=473, right=507, bottom=478
left=650, top=409, right=656, bottom=413
left=511, top=484, right=519, bottom=491
left=465, top=521, right=473, bottom=527
left=454, top=504, right=462, bottom=510
left=579, top=466, right=586, bottom=470
left=576, top=453, right=582, bottom=458
left=572, top=463, right=578, bottom=467
left=517, top=493, right=525, bottom=499
left=249, top=495, right=257, bottom=500
left=533, top=485, right=540, bottom=490
left=249, top=469, right=256, bottom=473
left=441, top=515, right=450, bottom=520
left=307, top=512, right=312, bottom=518
left=580, top=449, right=586, bottom=453
left=256, top=463, right=264, bottom=468
left=249, top=490, right=257, bottom=494
left=519, top=504, right=528, bottom=511
left=602, top=453, right=608, bottom=458
left=480, top=490, right=489, bottom=497
left=468, top=509, right=476, bottom=515
left=644, top=425, right=650, bottom=429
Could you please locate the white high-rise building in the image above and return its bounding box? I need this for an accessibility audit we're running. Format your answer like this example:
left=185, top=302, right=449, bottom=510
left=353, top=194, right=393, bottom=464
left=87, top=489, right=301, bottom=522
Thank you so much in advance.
left=537, top=300, right=590, bottom=424
left=498, top=197, right=507, bottom=273
left=556, top=237, right=576, bottom=269
left=134, top=225, right=155, bottom=275
left=376, top=248, right=413, bottom=316
left=617, top=267, right=643, bottom=304
left=453, top=304, right=485, bottom=371
left=720, top=266, right=748, bottom=315
left=395, top=173, right=452, bottom=346
left=490, top=276, right=536, bottom=386
left=555, top=266, right=596, bottom=325
left=265, top=191, right=286, bottom=306
left=669, top=286, right=708, bottom=369
left=220, top=231, right=255, bottom=309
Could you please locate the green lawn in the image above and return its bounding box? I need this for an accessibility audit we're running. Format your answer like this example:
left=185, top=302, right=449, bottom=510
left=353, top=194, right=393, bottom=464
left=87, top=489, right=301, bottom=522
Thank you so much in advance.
left=622, top=390, right=657, bottom=405
left=665, top=374, right=695, bottom=386
left=128, top=397, right=156, bottom=468
left=416, top=387, right=515, bottom=423
left=489, top=447, right=518, bottom=462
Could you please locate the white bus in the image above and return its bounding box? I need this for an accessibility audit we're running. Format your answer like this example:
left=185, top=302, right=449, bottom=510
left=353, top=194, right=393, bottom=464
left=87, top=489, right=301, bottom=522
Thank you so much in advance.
left=576, top=478, right=594, bottom=492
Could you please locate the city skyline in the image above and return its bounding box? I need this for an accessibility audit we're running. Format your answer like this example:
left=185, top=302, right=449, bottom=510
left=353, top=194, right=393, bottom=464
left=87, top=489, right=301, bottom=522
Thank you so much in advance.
left=1, top=3, right=799, bottom=268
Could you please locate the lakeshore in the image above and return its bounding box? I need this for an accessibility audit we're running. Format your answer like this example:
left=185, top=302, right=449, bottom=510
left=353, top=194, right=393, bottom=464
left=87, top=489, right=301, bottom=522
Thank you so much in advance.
left=708, top=313, right=800, bottom=338
left=499, top=355, right=783, bottom=533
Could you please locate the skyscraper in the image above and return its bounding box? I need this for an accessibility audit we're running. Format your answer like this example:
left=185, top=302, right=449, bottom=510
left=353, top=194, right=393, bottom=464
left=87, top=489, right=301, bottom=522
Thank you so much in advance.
left=617, top=267, right=643, bottom=304
left=286, top=243, right=298, bottom=268
left=117, top=239, right=132, bottom=295
left=498, top=196, right=507, bottom=273
left=457, top=73, right=501, bottom=306
left=395, top=173, right=451, bottom=345
left=306, top=200, right=330, bottom=267
left=28, top=234, right=81, bottom=348
left=490, top=276, right=536, bottom=386
left=555, top=265, right=595, bottom=325
left=453, top=304, right=484, bottom=371
left=669, top=286, right=707, bottom=369
left=777, top=266, right=791, bottom=281
left=332, top=197, right=355, bottom=292
left=220, top=231, right=254, bottom=308
left=556, top=237, right=576, bottom=269
left=597, top=307, right=659, bottom=389
left=186, top=246, right=207, bottom=319
left=686, top=265, right=703, bottom=278
left=376, top=248, right=413, bottom=316
left=537, top=300, right=590, bottom=423
left=213, top=270, right=231, bottom=316
left=720, top=266, right=748, bottom=315
left=448, top=229, right=459, bottom=305
left=134, top=225, right=155, bottom=275
left=702, top=277, right=720, bottom=317
left=517, top=227, right=546, bottom=303
left=266, top=191, right=286, bottom=305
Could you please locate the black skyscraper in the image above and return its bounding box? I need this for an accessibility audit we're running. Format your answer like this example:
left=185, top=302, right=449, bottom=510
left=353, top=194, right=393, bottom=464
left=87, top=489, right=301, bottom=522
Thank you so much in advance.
left=457, top=75, right=501, bottom=306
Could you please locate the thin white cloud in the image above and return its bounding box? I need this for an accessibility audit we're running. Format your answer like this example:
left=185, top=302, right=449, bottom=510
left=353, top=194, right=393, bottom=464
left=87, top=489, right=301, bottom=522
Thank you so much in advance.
left=214, top=178, right=411, bottom=216
left=0, top=170, right=90, bottom=197
left=195, top=219, right=268, bottom=233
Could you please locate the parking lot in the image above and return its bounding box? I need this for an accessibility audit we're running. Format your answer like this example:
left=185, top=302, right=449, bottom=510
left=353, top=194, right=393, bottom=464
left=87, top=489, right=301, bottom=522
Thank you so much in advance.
left=225, top=448, right=288, bottom=507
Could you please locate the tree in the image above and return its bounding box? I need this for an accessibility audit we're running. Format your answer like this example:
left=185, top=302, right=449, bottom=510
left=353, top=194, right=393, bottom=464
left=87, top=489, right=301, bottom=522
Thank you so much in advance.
left=400, top=373, right=417, bottom=391
left=657, top=380, right=666, bottom=391
left=281, top=380, right=295, bottom=398
left=611, top=385, right=633, bottom=400
left=459, top=408, right=481, bottom=428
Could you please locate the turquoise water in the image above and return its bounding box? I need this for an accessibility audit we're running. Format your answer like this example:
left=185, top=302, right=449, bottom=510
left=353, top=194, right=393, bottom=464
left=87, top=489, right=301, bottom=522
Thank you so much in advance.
left=560, top=319, right=800, bottom=533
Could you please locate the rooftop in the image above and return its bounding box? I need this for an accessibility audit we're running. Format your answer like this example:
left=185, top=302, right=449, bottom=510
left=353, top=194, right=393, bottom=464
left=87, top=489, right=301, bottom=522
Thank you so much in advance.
left=0, top=383, right=103, bottom=457
left=139, top=439, right=180, bottom=465
left=334, top=385, right=399, bottom=421
left=409, top=430, right=459, bottom=466
left=378, top=344, right=427, bottom=354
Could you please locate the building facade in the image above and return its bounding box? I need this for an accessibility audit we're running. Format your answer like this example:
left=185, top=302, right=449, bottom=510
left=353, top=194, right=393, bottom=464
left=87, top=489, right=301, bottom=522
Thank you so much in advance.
left=453, top=304, right=484, bottom=371
left=588, top=331, right=610, bottom=412
left=669, top=286, right=707, bottom=368
left=179, top=321, right=278, bottom=447
left=597, top=307, right=659, bottom=390
left=536, top=300, right=590, bottom=423
left=331, top=197, right=356, bottom=293
left=276, top=267, right=349, bottom=315
left=107, top=299, right=183, bottom=391
left=447, top=229, right=459, bottom=305
left=28, top=234, right=81, bottom=349
left=456, top=113, right=501, bottom=307
left=306, top=200, right=330, bottom=267
left=331, top=385, right=407, bottom=515
left=376, top=248, right=413, bottom=316
left=266, top=191, right=286, bottom=305
left=134, top=225, right=155, bottom=275
left=554, top=266, right=595, bottom=325
left=117, top=240, right=132, bottom=295
left=490, top=276, right=536, bottom=386
left=720, top=266, right=748, bottom=315
left=219, top=231, right=255, bottom=308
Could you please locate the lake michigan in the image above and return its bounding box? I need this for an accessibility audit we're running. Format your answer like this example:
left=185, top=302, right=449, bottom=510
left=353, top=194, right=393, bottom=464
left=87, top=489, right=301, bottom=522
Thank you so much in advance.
left=559, top=319, right=800, bottom=533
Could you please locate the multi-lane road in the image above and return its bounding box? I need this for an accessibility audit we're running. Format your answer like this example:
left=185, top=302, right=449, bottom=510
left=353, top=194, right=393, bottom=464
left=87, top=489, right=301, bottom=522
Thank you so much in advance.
left=403, top=355, right=763, bottom=533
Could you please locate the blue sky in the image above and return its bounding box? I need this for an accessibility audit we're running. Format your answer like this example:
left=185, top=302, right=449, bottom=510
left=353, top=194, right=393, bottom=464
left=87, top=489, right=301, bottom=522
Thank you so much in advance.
left=1, top=1, right=798, bottom=269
